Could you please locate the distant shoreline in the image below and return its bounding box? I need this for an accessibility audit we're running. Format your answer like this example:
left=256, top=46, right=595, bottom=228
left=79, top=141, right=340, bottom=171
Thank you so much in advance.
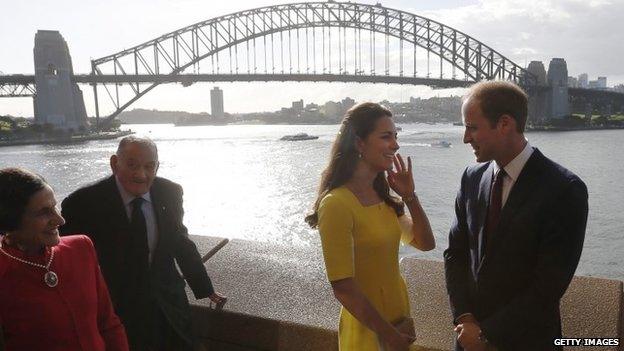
left=3, top=123, right=622, bottom=148
left=121, top=120, right=624, bottom=132
left=0, top=130, right=134, bottom=148
left=120, top=121, right=343, bottom=126
left=526, top=125, right=624, bottom=132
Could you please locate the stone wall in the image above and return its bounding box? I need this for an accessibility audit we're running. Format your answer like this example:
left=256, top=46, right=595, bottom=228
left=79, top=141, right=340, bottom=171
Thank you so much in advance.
left=188, top=236, right=623, bottom=351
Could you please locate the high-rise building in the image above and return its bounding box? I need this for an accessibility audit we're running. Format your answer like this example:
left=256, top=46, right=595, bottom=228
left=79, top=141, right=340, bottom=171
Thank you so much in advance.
left=597, top=77, right=607, bottom=89
left=578, top=73, right=588, bottom=88
left=292, top=99, right=304, bottom=112
left=210, top=87, right=224, bottom=119
left=567, top=76, right=578, bottom=88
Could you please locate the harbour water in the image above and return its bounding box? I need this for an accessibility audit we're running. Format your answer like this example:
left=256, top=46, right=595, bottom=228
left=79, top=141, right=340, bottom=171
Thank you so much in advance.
left=0, top=123, right=622, bottom=281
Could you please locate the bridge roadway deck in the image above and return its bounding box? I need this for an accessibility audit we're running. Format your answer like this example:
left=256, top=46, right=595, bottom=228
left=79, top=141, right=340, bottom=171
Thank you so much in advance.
left=1, top=73, right=479, bottom=88
left=7, top=74, right=623, bottom=97
left=0, top=75, right=35, bottom=84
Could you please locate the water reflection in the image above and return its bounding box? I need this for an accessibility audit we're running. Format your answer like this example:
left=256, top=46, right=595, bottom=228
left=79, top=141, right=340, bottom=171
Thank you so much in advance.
left=0, top=124, right=622, bottom=280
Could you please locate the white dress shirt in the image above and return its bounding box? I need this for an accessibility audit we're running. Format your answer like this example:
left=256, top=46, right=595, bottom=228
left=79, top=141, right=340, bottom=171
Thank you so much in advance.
left=492, top=141, right=534, bottom=208
left=115, top=177, right=159, bottom=263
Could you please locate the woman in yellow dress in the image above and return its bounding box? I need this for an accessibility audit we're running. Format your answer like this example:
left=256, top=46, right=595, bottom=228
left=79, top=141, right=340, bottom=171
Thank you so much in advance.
left=306, top=102, right=435, bottom=351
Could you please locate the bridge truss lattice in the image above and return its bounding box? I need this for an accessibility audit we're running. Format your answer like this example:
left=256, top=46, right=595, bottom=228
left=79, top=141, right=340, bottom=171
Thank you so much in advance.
left=0, top=72, right=36, bottom=98
left=91, top=1, right=535, bottom=122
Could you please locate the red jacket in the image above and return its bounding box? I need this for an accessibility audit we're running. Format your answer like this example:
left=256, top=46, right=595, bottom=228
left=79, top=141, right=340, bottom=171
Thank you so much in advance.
left=0, top=235, right=128, bottom=351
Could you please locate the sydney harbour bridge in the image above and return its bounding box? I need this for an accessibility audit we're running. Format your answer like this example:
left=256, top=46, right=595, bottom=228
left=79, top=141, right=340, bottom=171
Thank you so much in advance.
left=1, top=1, right=622, bottom=130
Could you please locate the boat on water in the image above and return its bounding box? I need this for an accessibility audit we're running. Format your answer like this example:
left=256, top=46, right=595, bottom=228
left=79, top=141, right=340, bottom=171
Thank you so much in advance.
left=431, top=140, right=452, bottom=148
left=280, top=133, right=319, bottom=141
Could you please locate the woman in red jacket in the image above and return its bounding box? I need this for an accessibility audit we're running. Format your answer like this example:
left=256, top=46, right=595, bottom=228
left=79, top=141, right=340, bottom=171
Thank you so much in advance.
left=0, top=167, right=129, bottom=351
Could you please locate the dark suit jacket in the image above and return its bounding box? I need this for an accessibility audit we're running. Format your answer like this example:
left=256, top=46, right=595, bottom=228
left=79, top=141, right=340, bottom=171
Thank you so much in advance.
left=444, top=149, right=588, bottom=351
left=60, top=176, right=214, bottom=350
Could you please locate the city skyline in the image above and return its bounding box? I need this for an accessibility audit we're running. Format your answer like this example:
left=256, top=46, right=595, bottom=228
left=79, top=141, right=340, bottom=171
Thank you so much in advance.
left=1, top=0, right=623, bottom=117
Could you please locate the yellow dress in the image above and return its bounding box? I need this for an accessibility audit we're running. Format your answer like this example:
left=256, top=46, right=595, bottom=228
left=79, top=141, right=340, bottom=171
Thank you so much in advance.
left=318, top=187, right=413, bottom=351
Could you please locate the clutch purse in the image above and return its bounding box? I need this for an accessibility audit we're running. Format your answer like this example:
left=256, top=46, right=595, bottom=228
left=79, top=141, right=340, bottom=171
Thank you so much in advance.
left=393, top=316, right=416, bottom=339
left=380, top=316, right=417, bottom=351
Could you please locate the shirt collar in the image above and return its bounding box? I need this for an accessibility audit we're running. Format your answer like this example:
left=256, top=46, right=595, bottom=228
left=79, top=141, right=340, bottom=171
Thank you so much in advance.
left=114, top=176, right=152, bottom=207
left=493, top=141, right=534, bottom=182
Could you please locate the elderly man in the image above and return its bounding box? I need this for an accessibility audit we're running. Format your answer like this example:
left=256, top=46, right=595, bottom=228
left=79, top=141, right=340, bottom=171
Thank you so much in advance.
left=444, top=81, right=588, bottom=351
left=61, top=136, right=226, bottom=351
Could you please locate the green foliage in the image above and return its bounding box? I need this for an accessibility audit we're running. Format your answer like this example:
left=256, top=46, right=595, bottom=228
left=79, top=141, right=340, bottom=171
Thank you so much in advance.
left=590, top=115, right=624, bottom=126
left=591, top=115, right=608, bottom=124
left=0, top=121, right=11, bottom=131
left=610, top=115, right=624, bottom=121
left=549, top=115, right=588, bottom=127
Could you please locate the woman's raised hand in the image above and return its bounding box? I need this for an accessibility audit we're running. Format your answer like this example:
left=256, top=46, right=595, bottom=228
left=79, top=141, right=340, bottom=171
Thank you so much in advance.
left=387, top=153, right=415, bottom=198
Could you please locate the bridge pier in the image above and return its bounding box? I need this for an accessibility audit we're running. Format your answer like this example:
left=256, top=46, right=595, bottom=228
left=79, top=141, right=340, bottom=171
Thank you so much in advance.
left=526, top=61, right=548, bottom=124
left=527, top=89, right=550, bottom=125
left=33, top=30, right=88, bottom=131
left=547, top=58, right=570, bottom=120
left=526, top=59, right=572, bottom=124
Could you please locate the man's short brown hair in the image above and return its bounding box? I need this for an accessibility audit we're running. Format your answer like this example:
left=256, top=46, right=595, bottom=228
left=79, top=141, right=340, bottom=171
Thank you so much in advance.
left=464, top=80, right=528, bottom=132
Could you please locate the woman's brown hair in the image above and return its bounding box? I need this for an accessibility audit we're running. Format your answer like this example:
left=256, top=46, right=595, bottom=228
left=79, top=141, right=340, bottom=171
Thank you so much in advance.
left=305, top=102, right=404, bottom=228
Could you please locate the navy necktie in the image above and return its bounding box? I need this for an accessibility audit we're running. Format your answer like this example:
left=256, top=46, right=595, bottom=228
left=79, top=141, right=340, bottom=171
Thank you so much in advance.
left=130, top=197, right=149, bottom=265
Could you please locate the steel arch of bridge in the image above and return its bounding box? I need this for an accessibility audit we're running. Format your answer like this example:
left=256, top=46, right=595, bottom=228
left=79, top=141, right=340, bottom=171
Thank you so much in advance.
left=92, top=1, right=535, bottom=123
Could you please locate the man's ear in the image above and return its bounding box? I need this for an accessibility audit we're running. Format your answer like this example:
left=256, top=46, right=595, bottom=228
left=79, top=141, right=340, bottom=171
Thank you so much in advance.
left=498, top=114, right=515, bottom=134
left=110, top=155, right=118, bottom=174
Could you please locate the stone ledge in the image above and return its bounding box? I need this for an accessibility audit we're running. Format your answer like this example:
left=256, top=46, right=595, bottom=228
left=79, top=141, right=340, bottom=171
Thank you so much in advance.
left=400, top=257, right=624, bottom=351
left=188, top=235, right=623, bottom=351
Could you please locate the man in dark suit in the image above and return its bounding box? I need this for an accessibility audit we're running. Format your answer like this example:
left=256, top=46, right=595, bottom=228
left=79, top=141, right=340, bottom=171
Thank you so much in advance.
left=61, top=136, right=226, bottom=351
left=444, top=81, right=588, bottom=351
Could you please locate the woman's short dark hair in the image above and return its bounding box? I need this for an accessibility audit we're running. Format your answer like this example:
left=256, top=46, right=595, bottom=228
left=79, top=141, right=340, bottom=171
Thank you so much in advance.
left=0, top=168, right=48, bottom=232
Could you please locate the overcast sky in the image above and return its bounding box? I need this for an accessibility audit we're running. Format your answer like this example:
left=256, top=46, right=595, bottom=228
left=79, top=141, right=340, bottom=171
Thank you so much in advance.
left=1, top=0, right=622, bottom=117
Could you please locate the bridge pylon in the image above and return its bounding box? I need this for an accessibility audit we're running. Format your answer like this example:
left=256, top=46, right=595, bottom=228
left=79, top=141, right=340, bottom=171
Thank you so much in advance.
left=33, top=30, right=88, bottom=131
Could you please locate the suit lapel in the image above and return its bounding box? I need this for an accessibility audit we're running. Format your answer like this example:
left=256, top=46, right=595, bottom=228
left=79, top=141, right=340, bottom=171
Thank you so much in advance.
left=99, top=176, right=133, bottom=265
left=478, top=149, right=545, bottom=274
left=149, top=182, right=168, bottom=263
left=102, top=176, right=131, bottom=228
left=495, top=149, right=544, bottom=234
left=476, top=162, right=494, bottom=268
